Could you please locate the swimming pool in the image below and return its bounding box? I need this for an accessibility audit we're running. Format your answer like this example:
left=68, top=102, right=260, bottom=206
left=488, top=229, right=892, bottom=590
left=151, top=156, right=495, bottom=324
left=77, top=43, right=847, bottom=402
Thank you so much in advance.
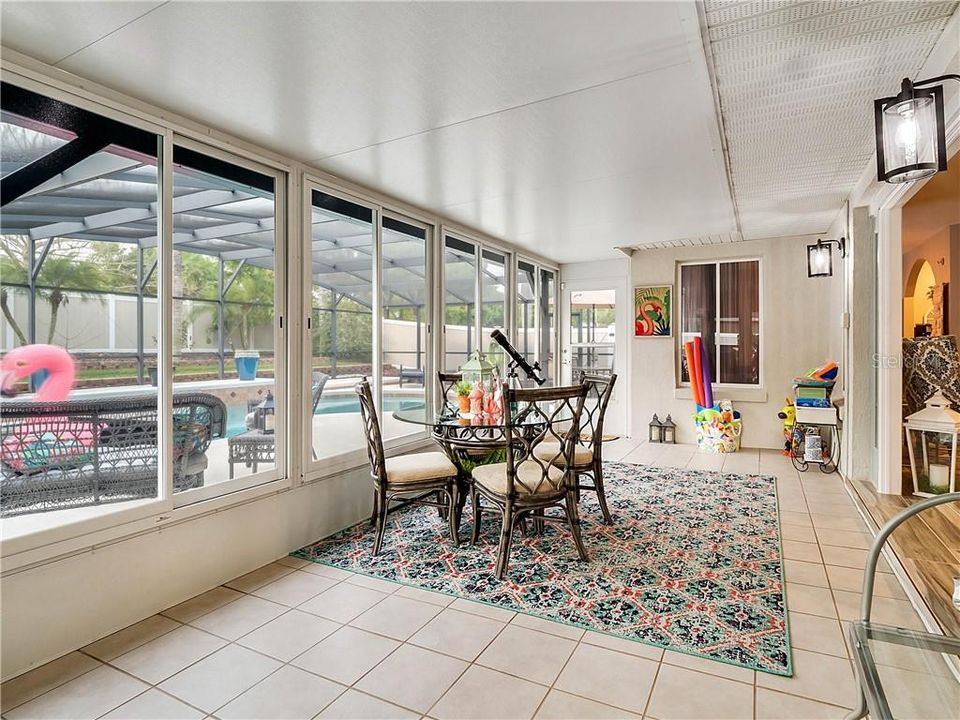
left=225, top=395, right=425, bottom=437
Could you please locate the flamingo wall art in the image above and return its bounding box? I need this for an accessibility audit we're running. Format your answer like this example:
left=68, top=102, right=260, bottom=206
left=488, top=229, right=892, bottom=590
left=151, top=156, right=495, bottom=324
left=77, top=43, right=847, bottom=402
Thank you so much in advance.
left=634, top=285, right=672, bottom=337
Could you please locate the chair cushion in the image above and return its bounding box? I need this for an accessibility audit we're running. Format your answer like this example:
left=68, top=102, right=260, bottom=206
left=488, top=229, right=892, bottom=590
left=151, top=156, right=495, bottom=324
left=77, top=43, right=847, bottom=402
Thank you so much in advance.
left=532, top=441, right=593, bottom=467
left=385, top=451, right=457, bottom=484
left=472, top=461, right=566, bottom=495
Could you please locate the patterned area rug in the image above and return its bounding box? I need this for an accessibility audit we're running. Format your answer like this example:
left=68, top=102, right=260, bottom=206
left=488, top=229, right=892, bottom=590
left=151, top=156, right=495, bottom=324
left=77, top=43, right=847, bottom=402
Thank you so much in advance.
left=294, top=461, right=792, bottom=676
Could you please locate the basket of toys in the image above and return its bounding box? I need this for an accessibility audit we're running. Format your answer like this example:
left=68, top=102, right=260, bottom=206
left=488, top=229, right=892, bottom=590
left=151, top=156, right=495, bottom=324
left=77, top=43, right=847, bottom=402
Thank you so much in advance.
left=683, top=336, right=743, bottom=453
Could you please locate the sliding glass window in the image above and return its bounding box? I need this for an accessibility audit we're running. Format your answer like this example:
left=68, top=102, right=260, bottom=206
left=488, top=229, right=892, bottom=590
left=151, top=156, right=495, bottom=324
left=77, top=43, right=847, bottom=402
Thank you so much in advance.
left=516, top=260, right=537, bottom=366
left=480, top=248, right=508, bottom=371
left=539, top=267, right=557, bottom=385
left=309, top=190, right=375, bottom=461
left=443, top=236, right=476, bottom=371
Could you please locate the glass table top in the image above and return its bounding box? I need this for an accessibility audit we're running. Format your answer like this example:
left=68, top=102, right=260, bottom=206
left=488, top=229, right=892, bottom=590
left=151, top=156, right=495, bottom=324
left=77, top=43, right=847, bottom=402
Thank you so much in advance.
left=392, top=404, right=567, bottom=429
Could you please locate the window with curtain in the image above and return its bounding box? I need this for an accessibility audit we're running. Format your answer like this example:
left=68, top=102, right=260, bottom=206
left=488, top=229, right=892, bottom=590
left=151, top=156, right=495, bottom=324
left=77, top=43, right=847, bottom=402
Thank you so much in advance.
left=680, top=259, right=760, bottom=386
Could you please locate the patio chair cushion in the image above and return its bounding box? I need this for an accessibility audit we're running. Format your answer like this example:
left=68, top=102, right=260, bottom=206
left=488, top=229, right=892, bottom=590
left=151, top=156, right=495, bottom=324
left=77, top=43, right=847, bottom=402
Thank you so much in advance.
left=472, top=461, right=565, bottom=495
left=385, top=451, right=457, bottom=484
left=531, top=441, right=593, bottom=467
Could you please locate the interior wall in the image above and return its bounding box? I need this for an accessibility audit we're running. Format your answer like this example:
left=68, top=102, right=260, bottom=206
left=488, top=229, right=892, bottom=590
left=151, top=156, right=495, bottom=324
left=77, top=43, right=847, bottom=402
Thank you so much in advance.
left=0, top=467, right=373, bottom=681
left=630, top=235, right=842, bottom=449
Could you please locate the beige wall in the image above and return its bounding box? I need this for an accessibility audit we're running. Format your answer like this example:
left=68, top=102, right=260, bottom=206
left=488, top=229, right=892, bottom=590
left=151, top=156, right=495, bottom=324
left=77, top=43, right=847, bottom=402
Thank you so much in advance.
left=630, top=235, right=843, bottom=449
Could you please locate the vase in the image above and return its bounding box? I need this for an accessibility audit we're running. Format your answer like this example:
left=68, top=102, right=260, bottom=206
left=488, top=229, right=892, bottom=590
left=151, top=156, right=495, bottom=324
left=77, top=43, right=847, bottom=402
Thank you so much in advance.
left=458, top=396, right=471, bottom=413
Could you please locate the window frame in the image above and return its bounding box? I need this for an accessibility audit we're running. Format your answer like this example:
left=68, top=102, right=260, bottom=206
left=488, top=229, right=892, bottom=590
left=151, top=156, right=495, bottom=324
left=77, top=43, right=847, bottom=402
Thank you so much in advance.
left=677, top=257, right=763, bottom=390
left=514, top=255, right=559, bottom=386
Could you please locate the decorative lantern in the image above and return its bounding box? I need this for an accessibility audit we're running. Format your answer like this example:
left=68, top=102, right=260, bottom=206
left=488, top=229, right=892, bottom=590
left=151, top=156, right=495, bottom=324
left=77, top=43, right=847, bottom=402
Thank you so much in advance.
left=874, top=77, right=951, bottom=184
left=661, top=414, right=677, bottom=444
left=904, top=392, right=960, bottom=496
left=459, top=350, right=496, bottom=392
left=806, top=237, right=845, bottom=278
left=255, top=391, right=276, bottom=434
left=649, top=414, right=662, bottom=443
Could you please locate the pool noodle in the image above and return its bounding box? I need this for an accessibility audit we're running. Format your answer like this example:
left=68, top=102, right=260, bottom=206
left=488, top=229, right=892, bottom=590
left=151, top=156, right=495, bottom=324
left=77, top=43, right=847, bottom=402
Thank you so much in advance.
left=700, top=337, right=714, bottom=408
left=691, top=338, right=705, bottom=408
left=683, top=341, right=703, bottom=407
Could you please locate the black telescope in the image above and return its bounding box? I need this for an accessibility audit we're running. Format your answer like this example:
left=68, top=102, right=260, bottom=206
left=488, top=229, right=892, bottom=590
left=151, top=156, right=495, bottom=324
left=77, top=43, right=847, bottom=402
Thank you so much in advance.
left=490, top=329, right=545, bottom=386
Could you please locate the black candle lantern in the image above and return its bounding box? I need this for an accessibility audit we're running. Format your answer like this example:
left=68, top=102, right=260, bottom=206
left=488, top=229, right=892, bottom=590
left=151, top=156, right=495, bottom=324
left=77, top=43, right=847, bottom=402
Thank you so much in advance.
left=806, top=237, right=845, bottom=278
left=255, top=391, right=275, bottom=434
left=661, top=414, right=677, bottom=444
left=649, top=414, right=663, bottom=443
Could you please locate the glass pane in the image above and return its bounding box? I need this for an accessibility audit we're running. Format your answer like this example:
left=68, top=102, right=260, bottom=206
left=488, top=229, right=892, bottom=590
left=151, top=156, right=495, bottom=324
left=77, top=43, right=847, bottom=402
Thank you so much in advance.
left=171, top=147, right=277, bottom=493
left=680, top=264, right=716, bottom=383
left=568, top=289, right=615, bottom=377
left=310, top=190, right=374, bottom=461
left=0, top=85, right=162, bottom=519
left=443, top=236, right=475, bottom=371
left=719, top=260, right=760, bottom=384
left=382, top=216, right=428, bottom=441
left=480, top=249, right=507, bottom=371
left=516, top=261, right=537, bottom=366
left=539, top=268, right=556, bottom=384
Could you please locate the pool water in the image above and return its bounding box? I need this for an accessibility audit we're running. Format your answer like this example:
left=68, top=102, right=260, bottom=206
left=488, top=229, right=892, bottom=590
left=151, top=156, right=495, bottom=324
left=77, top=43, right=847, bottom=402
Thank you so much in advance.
left=225, top=395, right=425, bottom=437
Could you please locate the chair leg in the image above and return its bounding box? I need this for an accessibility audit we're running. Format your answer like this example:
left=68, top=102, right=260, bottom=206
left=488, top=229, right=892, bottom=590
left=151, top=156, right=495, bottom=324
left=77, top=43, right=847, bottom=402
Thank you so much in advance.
left=369, top=489, right=379, bottom=526
left=470, top=489, right=482, bottom=545
left=592, top=460, right=613, bottom=524
left=373, top=490, right=389, bottom=555
left=564, top=492, right=589, bottom=561
left=447, top=481, right=460, bottom=546
left=494, top=502, right=515, bottom=580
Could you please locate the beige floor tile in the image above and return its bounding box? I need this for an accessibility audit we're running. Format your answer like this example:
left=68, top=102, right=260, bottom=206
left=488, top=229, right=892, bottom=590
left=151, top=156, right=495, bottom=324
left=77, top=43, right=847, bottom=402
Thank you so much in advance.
left=510, top=612, right=585, bottom=640
left=788, top=612, right=847, bottom=658
left=580, top=632, right=664, bottom=661
left=824, top=565, right=904, bottom=598
left=299, top=563, right=355, bottom=580
left=449, top=597, right=517, bottom=622
left=431, top=664, right=548, bottom=720
left=299, top=582, right=389, bottom=623
left=0, top=651, right=101, bottom=713
left=784, top=559, right=829, bottom=588
left=476, top=625, right=576, bottom=685
left=351, top=595, right=442, bottom=640
left=346, top=573, right=403, bottom=594
left=554, top=643, right=658, bottom=714
left=356, top=644, right=468, bottom=714
left=292, top=626, right=399, bottom=685
left=874, top=663, right=960, bottom=719
left=158, top=644, right=281, bottom=713
left=393, top=585, right=455, bottom=607
left=779, top=510, right=813, bottom=527
left=6, top=665, right=148, bottom=720
left=224, top=562, right=297, bottom=593
left=162, top=586, right=244, bottom=623
left=754, top=688, right=847, bottom=719
left=661, top=649, right=754, bottom=684
left=276, top=555, right=312, bottom=569
left=782, top=540, right=822, bottom=563
left=237, top=608, right=340, bottom=661
left=646, top=664, right=753, bottom=720
left=83, top=615, right=180, bottom=662
left=819, top=545, right=890, bottom=572
left=803, top=502, right=860, bottom=519
left=777, top=495, right=809, bottom=512
left=756, top=648, right=856, bottom=708
left=251, top=569, right=339, bottom=606
left=217, top=665, right=345, bottom=720
left=781, top=524, right=817, bottom=543
left=815, top=528, right=871, bottom=550
left=101, top=688, right=205, bottom=719
left=111, top=625, right=227, bottom=684
left=809, top=513, right=868, bottom=532
left=832, top=590, right=923, bottom=628
left=409, top=608, right=505, bottom=661
left=316, top=688, right=418, bottom=719
left=190, top=594, right=287, bottom=640
left=535, top=689, right=640, bottom=719
left=786, top=583, right=838, bottom=618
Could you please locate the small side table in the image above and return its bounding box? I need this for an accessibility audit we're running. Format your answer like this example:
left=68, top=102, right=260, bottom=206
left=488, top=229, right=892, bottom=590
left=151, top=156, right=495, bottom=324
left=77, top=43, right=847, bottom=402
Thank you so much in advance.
left=228, top=430, right=276, bottom=479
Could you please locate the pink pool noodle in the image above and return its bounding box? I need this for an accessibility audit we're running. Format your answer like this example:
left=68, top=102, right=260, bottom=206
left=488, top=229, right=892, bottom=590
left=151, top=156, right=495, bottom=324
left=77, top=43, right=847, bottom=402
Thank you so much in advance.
left=699, top=337, right=714, bottom=408
left=684, top=341, right=703, bottom=408
left=691, top=336, right=705, bottom=408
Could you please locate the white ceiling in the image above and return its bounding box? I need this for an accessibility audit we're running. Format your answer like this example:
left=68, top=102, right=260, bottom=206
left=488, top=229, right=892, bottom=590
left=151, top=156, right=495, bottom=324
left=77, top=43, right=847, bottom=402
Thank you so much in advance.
left=1, top=1, right=957, bottom=261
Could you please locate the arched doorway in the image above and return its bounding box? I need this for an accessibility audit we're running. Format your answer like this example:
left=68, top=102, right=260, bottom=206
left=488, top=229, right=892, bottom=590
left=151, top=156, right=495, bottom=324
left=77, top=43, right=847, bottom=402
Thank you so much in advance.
left=903, top=258, right=937, bottom=337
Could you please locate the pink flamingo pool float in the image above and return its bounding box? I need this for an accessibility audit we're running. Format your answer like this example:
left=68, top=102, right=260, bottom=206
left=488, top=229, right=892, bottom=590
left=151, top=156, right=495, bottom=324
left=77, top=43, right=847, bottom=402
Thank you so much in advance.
left=0, top=344, right=100, bottom=471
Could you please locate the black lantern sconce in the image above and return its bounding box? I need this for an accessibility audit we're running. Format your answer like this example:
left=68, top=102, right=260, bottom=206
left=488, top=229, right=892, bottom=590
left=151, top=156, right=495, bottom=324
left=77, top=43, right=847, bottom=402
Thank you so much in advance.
left=875, top=76, right=959, bottom=184
left=807, top=237, right=845, bottom=278
left=649, top=414, right=663, bottom=443
left=255, top=390, right=275, bottom=434
left=661, top=414, right=676, bottom=444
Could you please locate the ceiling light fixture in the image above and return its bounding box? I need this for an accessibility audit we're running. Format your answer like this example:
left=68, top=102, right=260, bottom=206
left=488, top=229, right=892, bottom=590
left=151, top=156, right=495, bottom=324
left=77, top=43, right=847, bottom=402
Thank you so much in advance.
left=807, top=237, right=845, bottom=278
left=875, top=76, right=959, bottom=184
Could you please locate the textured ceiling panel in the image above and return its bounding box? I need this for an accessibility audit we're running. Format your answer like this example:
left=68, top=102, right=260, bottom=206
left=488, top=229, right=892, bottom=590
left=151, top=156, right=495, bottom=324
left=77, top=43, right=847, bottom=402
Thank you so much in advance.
left=704, top=0, right=959, bottom=240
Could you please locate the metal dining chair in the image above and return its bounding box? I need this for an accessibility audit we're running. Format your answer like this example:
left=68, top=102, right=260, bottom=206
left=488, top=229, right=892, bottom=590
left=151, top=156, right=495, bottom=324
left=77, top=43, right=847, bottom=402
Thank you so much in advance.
left=355, top=378, right=460, bottom=554
left=470, top=382, right=590, bottom=579
left=437, top=371, right=463, bottom=414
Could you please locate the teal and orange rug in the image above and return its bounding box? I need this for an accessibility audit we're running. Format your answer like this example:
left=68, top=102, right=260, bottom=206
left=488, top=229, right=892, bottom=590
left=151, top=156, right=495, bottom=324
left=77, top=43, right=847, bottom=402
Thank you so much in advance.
left=294, top=461, right=793, bottom=676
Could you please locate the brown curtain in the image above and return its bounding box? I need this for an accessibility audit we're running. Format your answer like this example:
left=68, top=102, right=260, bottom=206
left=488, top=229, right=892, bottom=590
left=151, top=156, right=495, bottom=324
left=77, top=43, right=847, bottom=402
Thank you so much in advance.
left=719, top=261, right=760, bottom=384
left=680, top=264, right=716, bottom=382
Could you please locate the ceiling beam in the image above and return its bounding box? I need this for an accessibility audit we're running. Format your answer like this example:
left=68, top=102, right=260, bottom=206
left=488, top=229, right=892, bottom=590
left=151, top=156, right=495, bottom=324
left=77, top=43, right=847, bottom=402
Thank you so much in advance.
left=1, top=133, right=112, bottom=207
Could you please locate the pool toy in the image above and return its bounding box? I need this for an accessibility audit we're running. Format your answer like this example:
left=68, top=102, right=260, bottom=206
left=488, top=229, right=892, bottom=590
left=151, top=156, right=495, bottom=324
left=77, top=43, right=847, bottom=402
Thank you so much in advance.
left=777, top=398, right=796, bottom=455
left=699, top=338, right=714, bottom=408
left=683, top=341, right=703, bottom=407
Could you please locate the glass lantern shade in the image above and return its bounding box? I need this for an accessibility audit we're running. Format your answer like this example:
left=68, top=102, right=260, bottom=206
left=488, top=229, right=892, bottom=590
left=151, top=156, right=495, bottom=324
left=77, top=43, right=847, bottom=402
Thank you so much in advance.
left=459, top=350, right=496, bottom=390
left=904, top=392, right=960, bottom=496
left=807, top=241, right=833, bottom=278
left=875, top=80, right=947, bottom=184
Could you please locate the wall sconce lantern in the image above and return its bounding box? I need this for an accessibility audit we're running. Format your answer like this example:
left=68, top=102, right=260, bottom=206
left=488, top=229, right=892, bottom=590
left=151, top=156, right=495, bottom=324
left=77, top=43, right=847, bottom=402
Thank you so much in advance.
left=807, top=237, right=845, bottom=278
left=649, top=414, right=663, bottom=443
left=875, top=76, right=959, bottom=184
left=661, top=414, right=677, bottom=444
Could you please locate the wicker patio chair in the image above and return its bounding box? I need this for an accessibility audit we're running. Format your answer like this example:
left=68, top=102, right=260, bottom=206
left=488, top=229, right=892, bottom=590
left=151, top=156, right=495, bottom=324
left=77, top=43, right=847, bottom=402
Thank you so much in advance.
left=470, top=382, right=590, bottom=579
left=355, top=378, right=460, bottom=555
left=437, top=371, right=463, bottom=414
left=533, top=372, right=618, bottom=523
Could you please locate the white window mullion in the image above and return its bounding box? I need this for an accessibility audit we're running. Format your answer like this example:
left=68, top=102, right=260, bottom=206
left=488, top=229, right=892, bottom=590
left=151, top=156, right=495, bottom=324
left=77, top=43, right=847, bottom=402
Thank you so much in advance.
left=714, top=261, right=722, bottom=385
left=158, top=131, right=174, bottom=506
left=373, top=209, right=384, bottom=415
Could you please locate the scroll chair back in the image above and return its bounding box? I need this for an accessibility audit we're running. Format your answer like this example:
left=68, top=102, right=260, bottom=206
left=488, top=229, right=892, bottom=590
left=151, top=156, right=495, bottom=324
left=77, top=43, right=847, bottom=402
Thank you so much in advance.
left=579, top=371, right=617, bottom=460
left=437, top=371, right=463, bottom=414
left=355, top=378, right=388, bottom=485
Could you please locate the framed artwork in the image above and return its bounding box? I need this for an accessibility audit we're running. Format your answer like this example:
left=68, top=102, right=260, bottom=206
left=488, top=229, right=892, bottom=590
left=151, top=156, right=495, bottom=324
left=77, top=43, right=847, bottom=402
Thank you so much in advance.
left=634, top=285, right=672, bottom=337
